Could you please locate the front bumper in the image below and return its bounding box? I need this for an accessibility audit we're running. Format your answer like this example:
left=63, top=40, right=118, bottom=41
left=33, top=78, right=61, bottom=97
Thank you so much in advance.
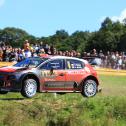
left=0, top=75, right=22, bottom=92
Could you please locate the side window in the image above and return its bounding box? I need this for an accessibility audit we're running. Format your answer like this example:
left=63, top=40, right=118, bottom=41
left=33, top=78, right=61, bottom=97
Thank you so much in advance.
left=30, top=60, right=40, bottom=66
left=66, top=59, right=84, bottom=69
left=40, top=59, right=64, bottom=70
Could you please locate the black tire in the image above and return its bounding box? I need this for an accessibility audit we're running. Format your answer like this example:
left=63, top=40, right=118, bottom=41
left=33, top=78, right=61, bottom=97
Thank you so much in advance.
left=56, top=92, right=66, bottom=95
left=81, top=79, right=97, bottom=97
left=21, top=78, right=37, bottom=98
left=0, top=91, right=8, bottom=94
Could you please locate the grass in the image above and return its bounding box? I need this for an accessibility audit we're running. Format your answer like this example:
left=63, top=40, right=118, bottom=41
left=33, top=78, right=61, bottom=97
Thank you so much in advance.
left=0, top=73, right=126, bottom=125
left=99, top=75, right=126, bottom=96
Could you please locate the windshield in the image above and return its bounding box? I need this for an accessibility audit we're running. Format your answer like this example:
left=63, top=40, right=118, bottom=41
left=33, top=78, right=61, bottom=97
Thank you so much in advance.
left=14, top=57, right=46, bottom=67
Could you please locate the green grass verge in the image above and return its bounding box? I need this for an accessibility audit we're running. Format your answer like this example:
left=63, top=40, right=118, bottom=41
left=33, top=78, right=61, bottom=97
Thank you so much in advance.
left=0, top=75, right=125, bottom=126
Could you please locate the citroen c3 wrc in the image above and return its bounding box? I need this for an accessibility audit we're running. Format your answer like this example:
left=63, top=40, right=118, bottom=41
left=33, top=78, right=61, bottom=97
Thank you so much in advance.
left=0, top=56, right=99, bottom=98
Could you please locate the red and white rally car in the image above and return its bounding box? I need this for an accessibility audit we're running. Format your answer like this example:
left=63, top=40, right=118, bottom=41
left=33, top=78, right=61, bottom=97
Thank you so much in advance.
left=0, top=56, right=99, bottom=98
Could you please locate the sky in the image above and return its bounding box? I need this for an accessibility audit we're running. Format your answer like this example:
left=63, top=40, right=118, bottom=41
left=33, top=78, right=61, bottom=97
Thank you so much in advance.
left=0, top=0, right=126, bottom=37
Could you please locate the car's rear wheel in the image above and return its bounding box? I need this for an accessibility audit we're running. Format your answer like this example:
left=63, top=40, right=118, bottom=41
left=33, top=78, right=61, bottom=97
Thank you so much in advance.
left=21, top=78, right=37, bottom=98
left=0, top=91, right=8, bottom=94
left=82, top=79, right=97, bottom=97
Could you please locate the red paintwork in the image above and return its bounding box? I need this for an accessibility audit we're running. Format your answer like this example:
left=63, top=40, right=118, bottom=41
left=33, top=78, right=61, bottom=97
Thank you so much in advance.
left=85, top=64, right=98, bottom=77
left=40, top=64, right=98, bottom=92
left=39, top=54, right=53, bottom=58
left=0, top=67, right=16, bottom=72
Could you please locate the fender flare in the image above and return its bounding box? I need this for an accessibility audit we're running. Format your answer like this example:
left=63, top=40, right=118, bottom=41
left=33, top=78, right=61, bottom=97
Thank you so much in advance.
left=19, top=72, right=41, bottom=91
left=80, top=75, right=99, bottom=89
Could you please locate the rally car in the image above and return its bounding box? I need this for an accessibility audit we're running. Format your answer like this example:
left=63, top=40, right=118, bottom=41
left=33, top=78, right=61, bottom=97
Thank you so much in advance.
left=0, top=56, right=99, bottom=98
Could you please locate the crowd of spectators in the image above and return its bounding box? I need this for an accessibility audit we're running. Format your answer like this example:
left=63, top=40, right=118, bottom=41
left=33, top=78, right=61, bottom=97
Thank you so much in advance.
left=0, top=40, right=81, bottom=62
left=82, top=49, right=126, bottom=70
left=0, top=40, right=126, bottom=70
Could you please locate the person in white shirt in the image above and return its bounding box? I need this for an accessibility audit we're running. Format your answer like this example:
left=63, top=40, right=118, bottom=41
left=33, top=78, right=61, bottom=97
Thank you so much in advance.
left=24, top=47, right=31, bottom=58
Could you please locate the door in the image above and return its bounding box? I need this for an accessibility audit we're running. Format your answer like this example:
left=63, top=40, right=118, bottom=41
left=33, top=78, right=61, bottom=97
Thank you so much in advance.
left=40, top=59, right=66, bottom=91
left=65, top=59, right=85, bottom=90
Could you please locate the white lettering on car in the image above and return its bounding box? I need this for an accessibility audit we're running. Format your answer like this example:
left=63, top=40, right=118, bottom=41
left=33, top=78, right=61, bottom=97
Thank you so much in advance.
left=41, top=71, right=57, bottom=78
left=85, top=67, right=90, bottom=73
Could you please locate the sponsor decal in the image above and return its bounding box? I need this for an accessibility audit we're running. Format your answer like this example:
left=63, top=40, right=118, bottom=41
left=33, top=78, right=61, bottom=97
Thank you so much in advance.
left=85, top=67, right=90, bottom=73
left=67, top=70, right=84, bottom=75
left=41, top=70, right=57, bottom=78
left=45, top=82, right=64, bottom=88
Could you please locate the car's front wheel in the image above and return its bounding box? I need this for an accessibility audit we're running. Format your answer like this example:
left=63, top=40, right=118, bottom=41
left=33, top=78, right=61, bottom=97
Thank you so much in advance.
left=21, top=78, right=37, bottom=98
left=82, top=79, right=97, bottom=97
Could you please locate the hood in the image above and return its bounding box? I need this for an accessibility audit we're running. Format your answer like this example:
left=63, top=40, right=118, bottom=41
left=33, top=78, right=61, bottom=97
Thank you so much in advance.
left=0, top=66, right=28, bottom=73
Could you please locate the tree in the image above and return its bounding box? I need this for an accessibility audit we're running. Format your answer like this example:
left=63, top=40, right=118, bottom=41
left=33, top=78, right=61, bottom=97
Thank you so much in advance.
left=101, top=17, right=113, bottom=31
left=71, top=31, right=90, bottom=52
left=86, top=31, right=117, bottom=52
left=0, top=27, right=36, bottom=47
left=55, top=30, right=69, bottom=40
left=119, top=33, right=126, bottom=51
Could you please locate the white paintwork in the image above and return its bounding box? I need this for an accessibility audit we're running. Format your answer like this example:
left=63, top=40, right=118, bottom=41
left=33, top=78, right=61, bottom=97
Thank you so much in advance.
left=49, top=56, right=88, bottom=64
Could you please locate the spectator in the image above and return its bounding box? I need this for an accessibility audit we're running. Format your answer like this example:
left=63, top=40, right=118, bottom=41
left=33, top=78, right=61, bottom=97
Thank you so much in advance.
left=44, top=44, right=49, bottom=54
left=34, top=44, right=39, bottom=54
left=24, top=40, right=30, bottom=50
left=9, top=48, right=17, bottom=62
left=18, top=49, right=25, bottom=62
left=99, top=50, right=104, bottom=58
left=0, top=49, right=3, bottom=61
left=38, top=48, right=45, bottom=57
left=24, top=47, right=31, bottom=58
left=40, top=41, right=44, bottom=49
left=117, top=56, right=123, bottom=69
left=2, top=49, right=9, bottom=61
left=91, top=48, right=98, bottom=57
left=50, top=45, right=54, bottom=55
